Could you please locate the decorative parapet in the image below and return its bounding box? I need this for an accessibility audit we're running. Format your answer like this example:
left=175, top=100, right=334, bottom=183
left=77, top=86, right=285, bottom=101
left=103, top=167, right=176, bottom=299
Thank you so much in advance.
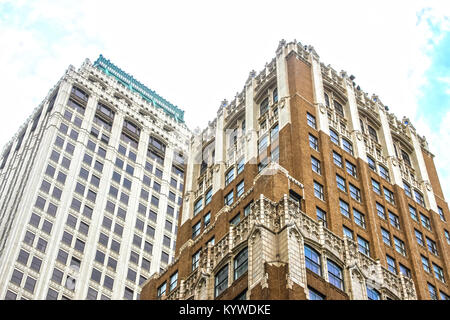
left=320, top=63, right=347, bottom=95
left=254, top=58, right=277, bottom=94
left=172, top=194, right=416, bottom=300
left=93, top=54, right=185, bottom=123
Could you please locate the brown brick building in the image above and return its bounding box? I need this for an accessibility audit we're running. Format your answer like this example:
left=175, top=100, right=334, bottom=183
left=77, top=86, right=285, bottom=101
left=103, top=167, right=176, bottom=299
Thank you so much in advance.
left=140, top=40, right=450, bottom=300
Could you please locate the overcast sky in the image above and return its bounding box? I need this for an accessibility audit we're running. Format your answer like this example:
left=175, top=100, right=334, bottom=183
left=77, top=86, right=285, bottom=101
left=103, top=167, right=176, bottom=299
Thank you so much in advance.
left=0, top=0, right=449, bottom=201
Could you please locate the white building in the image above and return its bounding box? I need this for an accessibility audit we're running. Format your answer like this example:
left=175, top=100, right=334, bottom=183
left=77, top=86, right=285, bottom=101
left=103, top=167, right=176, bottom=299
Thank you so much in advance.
left=0, top=55, right=191, bottom=300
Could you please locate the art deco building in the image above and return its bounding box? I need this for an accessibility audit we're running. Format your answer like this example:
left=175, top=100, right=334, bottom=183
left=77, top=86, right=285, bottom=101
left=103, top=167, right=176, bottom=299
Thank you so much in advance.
left=0, top=55, right=190, bottom=300
left=141, top=40, right=450, bottom=300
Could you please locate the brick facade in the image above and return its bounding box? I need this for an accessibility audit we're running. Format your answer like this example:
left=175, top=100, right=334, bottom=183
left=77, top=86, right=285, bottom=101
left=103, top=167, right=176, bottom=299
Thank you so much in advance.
left=141, top=40, right=449, bottom=301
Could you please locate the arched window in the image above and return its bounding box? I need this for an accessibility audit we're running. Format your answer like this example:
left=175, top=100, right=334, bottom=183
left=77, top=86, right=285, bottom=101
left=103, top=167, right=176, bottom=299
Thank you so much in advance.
left=304, top=245, right=321, bottom=276
left=327, top=260, right=343, bottom=290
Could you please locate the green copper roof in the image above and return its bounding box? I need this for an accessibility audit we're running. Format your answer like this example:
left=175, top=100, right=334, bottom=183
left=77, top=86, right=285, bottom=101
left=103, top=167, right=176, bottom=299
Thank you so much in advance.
left=93, top=54, right=184, bottom=123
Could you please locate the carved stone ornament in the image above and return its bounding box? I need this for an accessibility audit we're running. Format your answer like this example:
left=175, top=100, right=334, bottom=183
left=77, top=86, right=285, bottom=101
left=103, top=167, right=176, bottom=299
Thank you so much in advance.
left=391, top=157, right=398, bottom=166
left=425, top=181, right=432, bottom=191
left=318, top=103, right=326, bottom=114
left=355, top=131, right=363, bottom=141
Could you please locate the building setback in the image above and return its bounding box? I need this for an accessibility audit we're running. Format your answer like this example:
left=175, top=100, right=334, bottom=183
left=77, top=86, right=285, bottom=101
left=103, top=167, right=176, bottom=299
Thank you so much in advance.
left=0, top=55, right=191, bottom=300
left=141, top=40, right=450, bottom=300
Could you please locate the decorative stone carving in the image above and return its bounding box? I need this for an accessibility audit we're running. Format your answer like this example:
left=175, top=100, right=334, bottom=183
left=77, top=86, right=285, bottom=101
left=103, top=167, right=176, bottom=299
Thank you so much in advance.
left=318, top=103, right=326, bottom=114
left=171, top=194, right=417, bottom=300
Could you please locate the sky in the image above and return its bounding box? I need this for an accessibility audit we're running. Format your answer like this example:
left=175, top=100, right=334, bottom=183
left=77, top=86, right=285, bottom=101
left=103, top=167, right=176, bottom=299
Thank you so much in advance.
left=0, top=0, right=449, bottom=201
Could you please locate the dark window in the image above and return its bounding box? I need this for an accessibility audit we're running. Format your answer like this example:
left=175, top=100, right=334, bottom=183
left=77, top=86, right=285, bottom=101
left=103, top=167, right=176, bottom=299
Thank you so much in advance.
left=215, top=264, right=229, bottom=297
left=234, top=247, right=248, bottom=280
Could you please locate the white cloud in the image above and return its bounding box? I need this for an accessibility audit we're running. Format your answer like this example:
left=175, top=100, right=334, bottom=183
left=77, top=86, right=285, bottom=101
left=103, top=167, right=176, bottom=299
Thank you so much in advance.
left=0, top=0, right=449, bottom=200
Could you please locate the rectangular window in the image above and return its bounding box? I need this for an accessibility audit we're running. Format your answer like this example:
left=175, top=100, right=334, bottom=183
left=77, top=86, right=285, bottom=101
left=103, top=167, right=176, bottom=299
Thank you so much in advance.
left=346, top=161, right=357, bottom=177
left=400, top=264, right=411, bottom=278
left=316, top=207, right=327, bottom=227
left=163, top=236, right=171, bottom=248
left=353, top=209, right=366, bottom=229
left=349, top=184, right=361, bottom=202
left=224, top=191, right=234, bottom=206
left=23, top=231, right=35, bottom=246
left=234, top=247, right=248, bottom=280
left=309, top=287, right=325, bottom=300
left=236, top=180, right=245, bottom=198
left=225, top=169, right=235, bottom=186
left=336, top=174, right=347, bottom=192
left=330, top=129, right=339, bottom=145
left=403, top=181, right=412, bottom=198
left=205, top=188, right=212, bottom=205
left=415, top=229, right=424, bottom=246
left=438, top=207, right=446, bottom=222
left=376, top=202, right=386, bottom=219
left=428, top=283, right=438, bottom=300
left=386, top=255, right=397, bottom=274
left=367, top=156, right=376, bottom=171
left=409, top=205, right=418, bottom=221
left=357, top=236, right=370, bottom=256
left=260, top=98, right=269, bottom=116
left=334, top=100, right=344, bottom=116
left=204, top=212, right=211, bottom=227
left=368, top=125, right=378, bottom=142
left=394, top=237, right=406, bottom=256
left=307, top=113, right=316, bottom=129
left=237, top=158, right=244, bottom=175
left=193, top=198, right=203, bottom=216
left=426, top=237, right=438, bottom=256
left=311, top=156, right=321, bottom=174
left=258, top=157, right=269, bottom=172
left=420, top=214, right=432, bottom=230
left=384, top=188, right=395, bottom=204
left=379, top=165, right=390, bottom=181
left=339, top=199, right=350, bottom=218
left=192, top=221, right=201, bottom=238
left=414, top=190, right=425, bottom=207
left=422, top=255, right=431, bottom=273
left=157, top=283, right=166, bottom=298
left=30, top=256, right=42, bottom=272
left=390, top=211, right=400, bottom=228
left=170, top=272, right=178, bottom=291
left=192, top=250, right=200, bottom=271
left=372, top=179, right=381, bottom=195
left=258, top=135, right=269, bottom=154
left=433, top=264, right=445, bottom=283
left=343, top=226, right=354, bottom=240
left=333, top=151, right=343, bottom=167
left=230, top=213, right=241, bottom=226
left=270, top=124, right=279, bottom=142
left=309, top=134, right=319, bottom=151
left=24, top=276, right=36, bottom=294
left=381, top=227, right=391, bottom=246
left=244, top=202, right=252, bottom=217
left=342, top=138, right=353, bottom=155
left=314, top=181, right=324, bottom=200
left=215, top=265, right=229, bottom=297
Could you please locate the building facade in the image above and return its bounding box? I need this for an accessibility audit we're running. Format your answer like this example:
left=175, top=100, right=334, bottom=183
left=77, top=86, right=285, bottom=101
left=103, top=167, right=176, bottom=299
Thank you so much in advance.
left=0, top=55, right=190, bottom=300
left=141, top=40, right=450, bottom=300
